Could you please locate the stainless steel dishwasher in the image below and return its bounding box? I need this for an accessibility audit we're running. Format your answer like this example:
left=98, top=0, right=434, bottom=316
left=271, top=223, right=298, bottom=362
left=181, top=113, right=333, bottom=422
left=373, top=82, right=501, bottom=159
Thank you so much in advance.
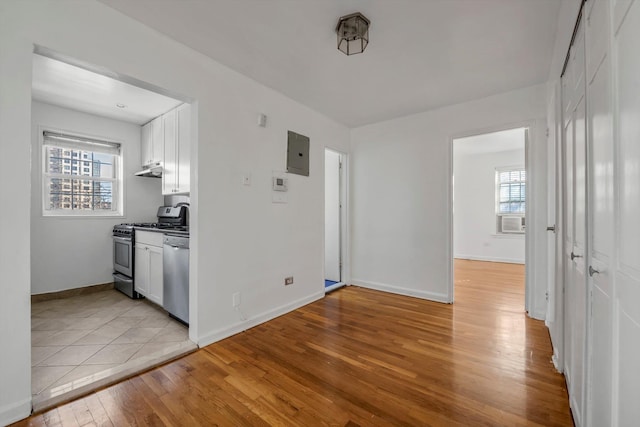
left=163, top=234, right=189, bottom=325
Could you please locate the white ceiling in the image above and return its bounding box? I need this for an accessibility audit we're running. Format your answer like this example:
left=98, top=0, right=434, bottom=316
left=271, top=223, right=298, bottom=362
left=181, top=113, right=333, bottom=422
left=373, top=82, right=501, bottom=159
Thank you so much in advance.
left=99, top=0, right=562, bottom=127
left=32, top=54, right=183, bottom=125
left=453, top=127, right=525, bottom=155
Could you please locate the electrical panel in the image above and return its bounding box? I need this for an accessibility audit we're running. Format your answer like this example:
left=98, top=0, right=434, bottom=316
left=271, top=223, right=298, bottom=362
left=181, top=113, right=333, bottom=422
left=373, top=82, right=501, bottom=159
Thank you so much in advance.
left=287, top=130, right=310, bottom=176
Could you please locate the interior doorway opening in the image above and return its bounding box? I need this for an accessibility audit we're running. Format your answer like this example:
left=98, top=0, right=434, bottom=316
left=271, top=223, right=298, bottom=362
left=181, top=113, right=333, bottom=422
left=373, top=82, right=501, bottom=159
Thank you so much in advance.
left=452, top=127, right=528, bottom=307
left=324, top=149, right=346, bottom=293
left=29, top=48, right=198, bottom=412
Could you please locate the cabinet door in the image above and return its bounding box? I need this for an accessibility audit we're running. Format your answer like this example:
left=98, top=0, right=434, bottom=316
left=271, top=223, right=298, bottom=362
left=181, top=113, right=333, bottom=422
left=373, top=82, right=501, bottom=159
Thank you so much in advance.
left=151, top=116, right=164, bottom=165
left=140, top=122, right=152, bottom=167
left=176, top=104, right=191, bottom=194
left=162, top=109, right=177, bottom=195
left=147, top=245, right=163, bottom=306
left=134, top=244, right=149, bottom=296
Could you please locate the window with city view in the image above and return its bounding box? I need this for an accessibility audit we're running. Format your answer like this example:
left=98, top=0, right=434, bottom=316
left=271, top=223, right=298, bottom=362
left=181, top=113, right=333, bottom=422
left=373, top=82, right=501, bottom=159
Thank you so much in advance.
left=43, top=131, right=121, bottom=216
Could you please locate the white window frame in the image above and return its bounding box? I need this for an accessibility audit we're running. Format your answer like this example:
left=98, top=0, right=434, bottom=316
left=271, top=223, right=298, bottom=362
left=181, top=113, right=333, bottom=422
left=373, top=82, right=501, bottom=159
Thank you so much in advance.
left=495, top=166, right=526, bottom=234
left=41, top=129, right=124, bottom=217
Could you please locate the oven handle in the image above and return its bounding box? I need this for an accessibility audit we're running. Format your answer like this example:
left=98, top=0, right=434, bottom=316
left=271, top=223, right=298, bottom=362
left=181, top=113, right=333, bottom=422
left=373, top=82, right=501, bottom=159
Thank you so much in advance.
left=112, top=236, right=132, bottom=243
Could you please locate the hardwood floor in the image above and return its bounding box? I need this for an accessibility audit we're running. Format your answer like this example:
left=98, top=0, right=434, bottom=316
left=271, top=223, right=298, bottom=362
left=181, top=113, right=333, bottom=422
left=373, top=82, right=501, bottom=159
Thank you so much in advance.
left=15, top=260, right=572, bottom=426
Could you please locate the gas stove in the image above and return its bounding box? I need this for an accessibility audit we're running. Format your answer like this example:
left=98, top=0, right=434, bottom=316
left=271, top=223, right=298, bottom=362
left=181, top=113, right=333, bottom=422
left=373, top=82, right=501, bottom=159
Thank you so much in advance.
left=112, top=206, right=188, bottom=237
left=113, top=222, right=188, bottom=236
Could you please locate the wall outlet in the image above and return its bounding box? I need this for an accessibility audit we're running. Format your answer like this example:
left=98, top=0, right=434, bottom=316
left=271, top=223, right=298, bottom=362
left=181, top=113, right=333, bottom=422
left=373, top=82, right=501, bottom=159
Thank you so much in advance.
left=232, top=292, right=241, bottom=307
left=284, top=276, right=294, bottom=286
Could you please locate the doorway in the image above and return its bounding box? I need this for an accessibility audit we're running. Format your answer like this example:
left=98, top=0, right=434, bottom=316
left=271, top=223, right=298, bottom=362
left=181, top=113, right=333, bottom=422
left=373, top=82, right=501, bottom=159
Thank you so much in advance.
left=452, top=127, right=528, bottom=306
left=29, top=49, right=197, bottom=411
left=324, top=149, right=346, bottom=293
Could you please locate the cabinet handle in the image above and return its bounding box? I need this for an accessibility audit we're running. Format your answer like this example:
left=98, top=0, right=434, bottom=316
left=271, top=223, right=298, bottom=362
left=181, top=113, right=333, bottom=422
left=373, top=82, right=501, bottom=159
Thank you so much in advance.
left=570, top=252, right=582, bottom=261
left=589, top=266, right=600, bottom=277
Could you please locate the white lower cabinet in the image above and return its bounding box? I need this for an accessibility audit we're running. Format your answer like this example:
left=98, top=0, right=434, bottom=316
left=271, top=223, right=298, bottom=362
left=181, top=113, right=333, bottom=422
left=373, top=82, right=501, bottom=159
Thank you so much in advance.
left=135, top=231, right=164, bottom=306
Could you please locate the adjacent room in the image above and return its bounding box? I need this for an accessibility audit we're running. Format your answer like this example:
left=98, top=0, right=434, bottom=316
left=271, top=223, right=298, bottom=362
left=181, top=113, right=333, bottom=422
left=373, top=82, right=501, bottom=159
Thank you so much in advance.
left=29, top=54, right=196, bottom=410
left=453, top=128, right=527, bottom=308
left=2, top=0, right=638, bottom=426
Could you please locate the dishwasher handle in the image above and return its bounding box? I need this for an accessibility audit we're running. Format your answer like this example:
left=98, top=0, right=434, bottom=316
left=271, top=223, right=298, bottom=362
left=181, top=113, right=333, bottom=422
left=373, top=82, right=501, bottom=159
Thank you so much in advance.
left=163, top=235, right=190, bottom=249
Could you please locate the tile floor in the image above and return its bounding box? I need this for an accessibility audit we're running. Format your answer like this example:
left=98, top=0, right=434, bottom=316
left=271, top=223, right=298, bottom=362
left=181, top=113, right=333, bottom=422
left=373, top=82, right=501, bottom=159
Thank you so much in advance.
left=31, top=289, right=197, bottom=411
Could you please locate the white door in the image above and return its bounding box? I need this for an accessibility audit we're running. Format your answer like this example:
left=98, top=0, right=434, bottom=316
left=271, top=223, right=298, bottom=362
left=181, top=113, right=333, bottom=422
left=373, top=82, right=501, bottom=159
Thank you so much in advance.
left=613, top=1, right=640, bottom=424
left=585, top=0, right=614, bottom=425
left=325, top=150, right=341, bottom=283
left=562, top=15, right=588, bottom=425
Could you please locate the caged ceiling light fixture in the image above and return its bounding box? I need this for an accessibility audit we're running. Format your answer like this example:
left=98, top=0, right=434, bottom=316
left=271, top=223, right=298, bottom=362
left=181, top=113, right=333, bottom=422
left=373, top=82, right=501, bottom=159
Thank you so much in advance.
left=335, top=12, right=370, bottom=55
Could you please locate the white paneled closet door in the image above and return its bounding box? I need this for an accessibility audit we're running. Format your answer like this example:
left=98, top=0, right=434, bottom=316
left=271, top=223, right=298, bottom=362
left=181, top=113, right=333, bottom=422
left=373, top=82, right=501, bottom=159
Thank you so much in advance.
left=612, top=0, right=640, bottom=424
left=562, top=14, right=588, bottom=426
left=585, top=0, right=614, bottom=425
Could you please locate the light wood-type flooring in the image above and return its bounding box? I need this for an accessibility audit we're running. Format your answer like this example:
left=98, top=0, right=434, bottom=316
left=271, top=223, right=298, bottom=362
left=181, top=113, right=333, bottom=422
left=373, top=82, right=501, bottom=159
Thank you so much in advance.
left=14, top=259, right=572, bottom=426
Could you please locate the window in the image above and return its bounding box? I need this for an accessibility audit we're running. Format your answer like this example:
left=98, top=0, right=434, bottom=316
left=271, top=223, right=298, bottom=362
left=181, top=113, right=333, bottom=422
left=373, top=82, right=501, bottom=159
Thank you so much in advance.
left=496, top=168, right=526, bottom=215
left=42, top=131, right=122, bottom=216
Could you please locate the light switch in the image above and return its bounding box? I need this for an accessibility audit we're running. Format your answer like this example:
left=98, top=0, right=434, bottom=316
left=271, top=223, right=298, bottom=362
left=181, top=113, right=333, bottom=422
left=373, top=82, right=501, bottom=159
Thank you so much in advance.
left=272, top=192, right=288, bottom=203
left=242, top=173, right=251, bottom=186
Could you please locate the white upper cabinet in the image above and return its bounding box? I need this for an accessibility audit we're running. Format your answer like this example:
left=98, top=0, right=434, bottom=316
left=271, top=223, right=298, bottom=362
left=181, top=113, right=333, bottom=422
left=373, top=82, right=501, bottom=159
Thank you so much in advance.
left=162, top=104, right=190, bottom=195
left=176, top=103, right=191, bottom=194
left=162, top=108, right=177, bottom=195
left=140, top=116, right=164, bottom=168
left=140, top=122, right=152, bottom=168
left=151, top=117, right=164, bottom=166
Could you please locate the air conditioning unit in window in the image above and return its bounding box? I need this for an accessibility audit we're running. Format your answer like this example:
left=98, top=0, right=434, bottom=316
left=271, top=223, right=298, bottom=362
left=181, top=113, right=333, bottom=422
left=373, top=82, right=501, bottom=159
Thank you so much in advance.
left=501, top=216, right=525, bottom=233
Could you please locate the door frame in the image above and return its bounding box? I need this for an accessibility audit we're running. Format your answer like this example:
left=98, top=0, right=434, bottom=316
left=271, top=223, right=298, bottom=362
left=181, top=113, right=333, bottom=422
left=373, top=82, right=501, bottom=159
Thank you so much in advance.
left=323, top=147, right=349, bottom=293
left=448, top=121, right=535, bottom=313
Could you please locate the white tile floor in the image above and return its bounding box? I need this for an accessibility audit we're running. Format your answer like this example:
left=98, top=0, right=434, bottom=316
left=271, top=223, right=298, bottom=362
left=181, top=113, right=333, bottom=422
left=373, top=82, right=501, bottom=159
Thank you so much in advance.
left=31, top=289, right=197, bottom=411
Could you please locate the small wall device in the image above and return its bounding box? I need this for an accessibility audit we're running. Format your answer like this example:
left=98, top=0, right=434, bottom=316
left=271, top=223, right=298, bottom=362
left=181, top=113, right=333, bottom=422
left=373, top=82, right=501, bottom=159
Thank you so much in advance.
left=272, top=176, right=288, bottom=191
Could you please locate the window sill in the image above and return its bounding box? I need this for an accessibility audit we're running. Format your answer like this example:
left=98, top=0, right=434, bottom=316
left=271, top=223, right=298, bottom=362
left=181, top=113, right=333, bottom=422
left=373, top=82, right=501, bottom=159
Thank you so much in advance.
left=491, top=233, right=525, bottom=239
left=42, top=212, right=124, bottom=219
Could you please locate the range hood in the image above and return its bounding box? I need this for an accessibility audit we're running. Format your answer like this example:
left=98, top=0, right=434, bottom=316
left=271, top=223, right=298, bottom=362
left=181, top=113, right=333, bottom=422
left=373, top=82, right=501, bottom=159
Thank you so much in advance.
left=134, top=162, right=163, bottom=178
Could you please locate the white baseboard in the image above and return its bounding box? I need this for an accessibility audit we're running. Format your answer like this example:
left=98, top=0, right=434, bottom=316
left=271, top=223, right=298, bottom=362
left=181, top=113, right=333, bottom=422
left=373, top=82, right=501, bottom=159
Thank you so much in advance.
left=197, top=292, right=325, bottom=348
left=324, top=282, right=346, bottom=293
left=0, top=397, right=31, bottom=426
left=351, top=279, right=450, bottom=303
left=454, top=254, right=525, bottom=264
left=551, top=352, right=562, bottom=373
left=529, top=308, right=546, bottom=321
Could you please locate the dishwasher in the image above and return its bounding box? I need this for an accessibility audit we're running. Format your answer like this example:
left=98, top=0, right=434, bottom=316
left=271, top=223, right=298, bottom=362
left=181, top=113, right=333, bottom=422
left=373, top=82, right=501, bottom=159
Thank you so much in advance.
left=163, top=235, right=189, bottom=325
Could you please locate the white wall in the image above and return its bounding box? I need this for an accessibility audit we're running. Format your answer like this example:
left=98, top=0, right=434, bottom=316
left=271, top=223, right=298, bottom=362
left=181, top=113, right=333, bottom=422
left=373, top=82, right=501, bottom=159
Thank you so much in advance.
left=0, top=1, right=350, bottom=423
left=30, top=101, right=164, bottom=294
left=350, top=84, right=548, bottom=313
left=454, top=148, right=525, bottom=264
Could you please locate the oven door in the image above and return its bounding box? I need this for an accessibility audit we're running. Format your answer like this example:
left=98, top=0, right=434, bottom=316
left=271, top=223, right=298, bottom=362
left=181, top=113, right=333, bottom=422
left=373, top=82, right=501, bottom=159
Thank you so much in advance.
left=113, top=235, right=133, bottom=277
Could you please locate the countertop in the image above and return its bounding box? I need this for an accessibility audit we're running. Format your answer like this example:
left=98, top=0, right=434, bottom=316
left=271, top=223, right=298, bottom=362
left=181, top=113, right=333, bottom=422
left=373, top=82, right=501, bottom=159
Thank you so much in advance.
left=133, top=226, right=190, bottom=237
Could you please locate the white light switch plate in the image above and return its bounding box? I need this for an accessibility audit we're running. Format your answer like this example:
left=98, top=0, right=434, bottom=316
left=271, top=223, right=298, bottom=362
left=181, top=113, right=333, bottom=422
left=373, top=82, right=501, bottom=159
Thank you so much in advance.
left=272, top=192, right=288, bottom=203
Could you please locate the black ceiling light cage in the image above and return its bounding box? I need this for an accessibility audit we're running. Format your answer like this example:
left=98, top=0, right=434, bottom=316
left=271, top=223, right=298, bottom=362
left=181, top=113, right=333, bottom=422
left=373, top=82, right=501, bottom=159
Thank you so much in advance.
left=335, top=12, right=370, bottom=55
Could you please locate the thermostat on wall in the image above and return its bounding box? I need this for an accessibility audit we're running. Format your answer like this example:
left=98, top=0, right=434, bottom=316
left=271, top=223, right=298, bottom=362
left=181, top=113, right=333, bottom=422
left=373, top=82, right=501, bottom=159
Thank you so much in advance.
left=273, top=176, right=288, bottom=192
